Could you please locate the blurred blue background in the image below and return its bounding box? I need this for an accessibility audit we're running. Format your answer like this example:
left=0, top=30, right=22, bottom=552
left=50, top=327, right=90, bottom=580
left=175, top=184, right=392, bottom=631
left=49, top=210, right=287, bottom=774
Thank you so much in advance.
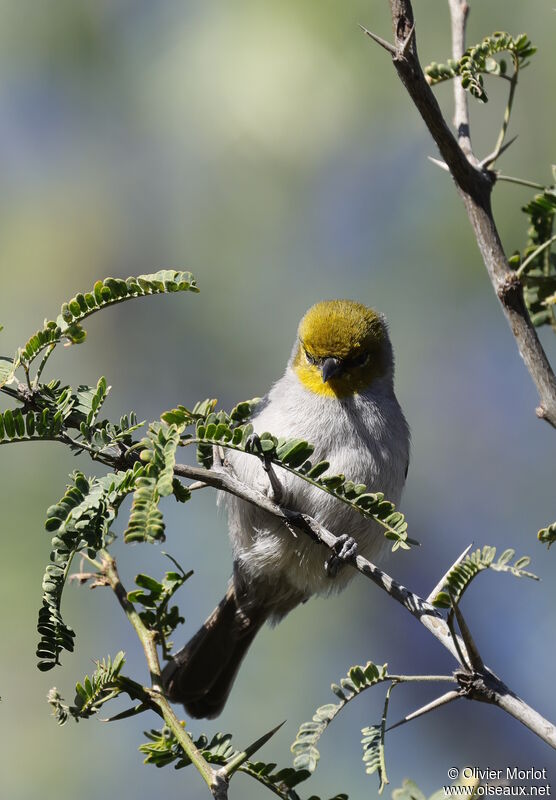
left=1, top=1, right=555, bottom=797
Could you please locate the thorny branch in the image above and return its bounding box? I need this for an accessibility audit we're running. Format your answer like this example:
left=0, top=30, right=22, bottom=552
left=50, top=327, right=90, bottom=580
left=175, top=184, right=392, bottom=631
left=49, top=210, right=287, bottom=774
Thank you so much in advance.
left=169, top=457, right=556, bottom=750
left=363, top=0, right=556, bottom=427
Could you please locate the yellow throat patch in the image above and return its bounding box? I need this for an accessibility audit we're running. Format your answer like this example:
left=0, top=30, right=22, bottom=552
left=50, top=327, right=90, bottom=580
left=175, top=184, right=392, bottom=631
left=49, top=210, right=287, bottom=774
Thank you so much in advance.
left=293, top=300, right=388, bottom=398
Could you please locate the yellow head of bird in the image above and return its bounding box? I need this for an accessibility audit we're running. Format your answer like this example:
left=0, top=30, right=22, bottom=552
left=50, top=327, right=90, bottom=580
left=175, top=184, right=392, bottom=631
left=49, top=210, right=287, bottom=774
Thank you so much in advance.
left=292, top=300, right=391, bottom=398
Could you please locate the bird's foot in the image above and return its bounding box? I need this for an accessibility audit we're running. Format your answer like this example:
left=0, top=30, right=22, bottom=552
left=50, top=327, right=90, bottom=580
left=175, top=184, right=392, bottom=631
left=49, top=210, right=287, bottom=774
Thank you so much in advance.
left=245, top=433, right=269, bottom=465
left=325, top=535, right=358, bottom=577
left=245, top=433, right=283, bottom=503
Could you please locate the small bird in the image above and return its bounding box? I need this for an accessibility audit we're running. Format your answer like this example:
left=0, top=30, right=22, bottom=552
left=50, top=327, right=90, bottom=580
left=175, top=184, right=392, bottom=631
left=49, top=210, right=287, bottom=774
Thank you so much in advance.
left=162, top=300, right=410, bottom=718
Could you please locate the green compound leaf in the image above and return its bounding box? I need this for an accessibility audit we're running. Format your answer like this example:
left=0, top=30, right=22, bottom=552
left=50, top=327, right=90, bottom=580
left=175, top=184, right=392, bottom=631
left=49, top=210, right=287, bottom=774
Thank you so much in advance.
left=160, top=396, right=238, bottom=427
left=75, top=376, right=110, bottom=427
left=361, top=727, right=384, bottom=787
left=425, top=31, right=536, bottom=102
left=47, top=652, right=126, bottom=725
left=1, top=371, right=143, bottom=459
left=127, top=556, right=192, bottom=650
left=431, top=546, right=538, bottom=609
left=17, top=322, right=62, bottom=371
left=0, top=407, right=63, bottom=444
left=291, top=662, right=389, bottom=773
left=38, top=468, right=141, bottom=671
left=124, top=476, right=165, bottom=544
left=361, top=679, right=396, bottom=794
left=12, top=270, right=198, bottom=376
left=84, top=411, right=144, bottom=451
left=125, top=422, right=188, bottom=544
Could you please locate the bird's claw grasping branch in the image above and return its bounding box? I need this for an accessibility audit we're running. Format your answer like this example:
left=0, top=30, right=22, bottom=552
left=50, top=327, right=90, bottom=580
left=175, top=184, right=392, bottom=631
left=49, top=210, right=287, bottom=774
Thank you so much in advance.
left=325, top=534, right=359, bottom=577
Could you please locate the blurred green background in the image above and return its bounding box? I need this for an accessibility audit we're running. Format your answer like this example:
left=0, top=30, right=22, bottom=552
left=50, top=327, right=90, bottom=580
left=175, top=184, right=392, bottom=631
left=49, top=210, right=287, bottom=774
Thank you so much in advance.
left=1, top=1, right=555, bottom=797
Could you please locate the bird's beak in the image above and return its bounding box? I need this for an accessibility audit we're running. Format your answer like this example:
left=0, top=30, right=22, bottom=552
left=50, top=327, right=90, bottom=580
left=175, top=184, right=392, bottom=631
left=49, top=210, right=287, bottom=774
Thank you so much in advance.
left=321, top=357, right=343, bottom=383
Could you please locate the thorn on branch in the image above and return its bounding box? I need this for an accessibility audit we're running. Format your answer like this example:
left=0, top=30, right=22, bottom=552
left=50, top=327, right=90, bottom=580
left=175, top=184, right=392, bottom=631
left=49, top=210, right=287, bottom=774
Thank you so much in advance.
left=400, top=23, right=416, bottom=57
left=386, top=689, right=461, bottom=732
left=449, top=593, right=484, bottom=672
left=447, top=606, right=470, bottom=670
left=359, top=24, right=396, bottom=56
left=427, top=543, right=473, bottom=603
left=428, top=156, right=450, bottom=172
left=359, top=21, right=415, bottom=61
left=480, top=135, right=519, bottom=169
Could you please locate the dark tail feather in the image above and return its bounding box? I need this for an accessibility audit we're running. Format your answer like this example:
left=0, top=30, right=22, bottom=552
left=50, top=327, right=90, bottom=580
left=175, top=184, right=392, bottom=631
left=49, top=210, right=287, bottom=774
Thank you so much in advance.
left=162, top=584, right=266, bottom=719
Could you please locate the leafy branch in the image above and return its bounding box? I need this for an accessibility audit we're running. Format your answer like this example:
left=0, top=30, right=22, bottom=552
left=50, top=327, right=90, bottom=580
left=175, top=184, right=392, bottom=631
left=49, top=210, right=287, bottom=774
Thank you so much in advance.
left=291, top=662, right=459, bottom=794
left=425, top=30, right=535, bottom=168
left=38, top=467, right=140, bottom=671
left=128, top=555, right=193, bottom=658
left=140, top=728, right=325, bottom=800
left=291, top=662, right=390, bottom=774
left=47, top=651, right=127, bottom=724
left=0, top=270, right=198, bottom=389
left=425, top=31, right=535, bottom=101
left=84, top=550, right=336, bottom=800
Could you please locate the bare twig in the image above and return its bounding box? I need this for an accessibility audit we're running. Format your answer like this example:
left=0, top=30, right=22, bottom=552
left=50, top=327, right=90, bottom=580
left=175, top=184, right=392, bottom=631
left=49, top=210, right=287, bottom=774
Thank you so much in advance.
left=487, top=71, right=519, bottom=169
left=448, top=0, right=474, bottom=159
left=376, top=0, right=556, bottom=427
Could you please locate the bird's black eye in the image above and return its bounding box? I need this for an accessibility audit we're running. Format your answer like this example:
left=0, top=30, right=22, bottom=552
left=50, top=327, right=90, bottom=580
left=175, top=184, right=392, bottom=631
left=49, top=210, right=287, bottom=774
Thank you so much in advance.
left=304, top=349, right=318, bottom=366
left=351, top=351, right=369, bottom=368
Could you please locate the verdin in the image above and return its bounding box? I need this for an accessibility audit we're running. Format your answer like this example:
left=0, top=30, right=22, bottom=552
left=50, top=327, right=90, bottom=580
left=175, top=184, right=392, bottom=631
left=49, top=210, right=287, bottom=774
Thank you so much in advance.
left=163, top=299, right=410, bottom=718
